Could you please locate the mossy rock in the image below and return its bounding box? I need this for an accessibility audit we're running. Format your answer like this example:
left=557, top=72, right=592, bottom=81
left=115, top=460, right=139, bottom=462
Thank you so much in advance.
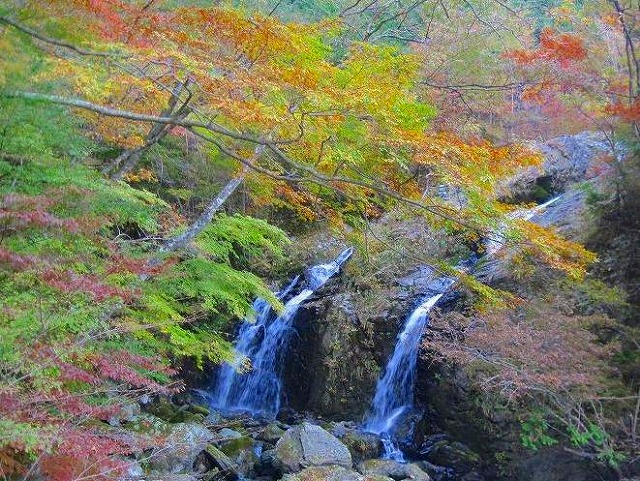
left=357, top=459, right=431, bottom=481
left=340, top=431, right=382, bottom=463
left=282, top=465, right=393, bottom=481
left=257, top=423, right=286, bottom=443
left=188, top=404, right=211, bottom=417
left=145, top=398, right=184, bottom=422
left=424, top=440, right=480, bottom=474
left=219, top=436, right=254, bottom=458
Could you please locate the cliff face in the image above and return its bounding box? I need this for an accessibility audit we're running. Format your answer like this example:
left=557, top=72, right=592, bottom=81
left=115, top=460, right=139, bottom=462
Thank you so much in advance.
left=282, top=271, right=434, bottom=419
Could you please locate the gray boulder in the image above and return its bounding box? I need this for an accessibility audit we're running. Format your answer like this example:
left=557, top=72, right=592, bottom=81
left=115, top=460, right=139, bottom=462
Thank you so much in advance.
left=282, top=465, right=393, bottom=481
left=147, top=420, right=214, bottom=474
left=357, top=459, right=431, bottom=481
left=275, top=422, right=353, bottom=473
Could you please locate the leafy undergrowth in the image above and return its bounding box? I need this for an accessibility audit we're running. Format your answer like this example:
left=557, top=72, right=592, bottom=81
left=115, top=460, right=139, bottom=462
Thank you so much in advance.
left=0, top=100, right=288, bottom=480
left=426, top=261, right=636, bottom=470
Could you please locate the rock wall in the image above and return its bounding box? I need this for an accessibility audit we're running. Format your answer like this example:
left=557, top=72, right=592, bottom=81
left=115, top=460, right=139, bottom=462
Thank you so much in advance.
left=282, top=276, right=419, bottom=419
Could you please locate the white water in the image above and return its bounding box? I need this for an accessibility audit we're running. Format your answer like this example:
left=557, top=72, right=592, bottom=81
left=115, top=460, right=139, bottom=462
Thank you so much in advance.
left=364, top=281, right=455, bottom=460
left=211, top=247, right=354, bottom=417
left=485, top=195, right=563, bottom=255
left=366, top=195, right=563, bottom=460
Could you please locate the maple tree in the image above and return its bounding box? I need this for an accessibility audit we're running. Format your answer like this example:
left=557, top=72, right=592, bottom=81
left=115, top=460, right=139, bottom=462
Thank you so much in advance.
left=0, top=0, right=635, bottom=478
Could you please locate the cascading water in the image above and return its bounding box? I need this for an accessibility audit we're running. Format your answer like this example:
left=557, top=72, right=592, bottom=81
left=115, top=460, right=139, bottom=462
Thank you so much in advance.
left=365, top=196, right=564, bottom=461
left=364, top=280, right=455, bottom=461
left=485, top=195, right=563, bottom=255
left=211, top=247, right=354, bottom=417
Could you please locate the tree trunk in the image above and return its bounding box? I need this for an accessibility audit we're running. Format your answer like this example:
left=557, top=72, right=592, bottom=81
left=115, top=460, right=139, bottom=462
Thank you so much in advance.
left=158, top=168, right=248, bottom=255
left=103, top=80, right=192, bottom=178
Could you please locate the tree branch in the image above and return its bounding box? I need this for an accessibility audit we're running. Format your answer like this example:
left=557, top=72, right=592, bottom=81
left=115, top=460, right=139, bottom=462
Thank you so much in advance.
left=0, top=15, right=127, bottom=57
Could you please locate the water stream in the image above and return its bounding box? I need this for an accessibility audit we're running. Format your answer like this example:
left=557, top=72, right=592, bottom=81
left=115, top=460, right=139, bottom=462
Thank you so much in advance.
left=210, top=247, right=354, bottom=417
left=365, top=195, right=563, bottom=460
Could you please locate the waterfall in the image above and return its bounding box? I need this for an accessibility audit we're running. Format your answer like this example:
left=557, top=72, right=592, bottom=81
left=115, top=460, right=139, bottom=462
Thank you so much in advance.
left=485, top=195, right=563, bottom=255
left=211, top=247, right=354, bottom=417
left=365, top=196, right=564, bottom=460
left=364, top=280, right=455, bottom=461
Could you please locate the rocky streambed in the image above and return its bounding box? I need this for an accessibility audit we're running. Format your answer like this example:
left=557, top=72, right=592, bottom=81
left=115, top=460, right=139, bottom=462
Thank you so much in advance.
left=119, top=394, right=485, bottom=481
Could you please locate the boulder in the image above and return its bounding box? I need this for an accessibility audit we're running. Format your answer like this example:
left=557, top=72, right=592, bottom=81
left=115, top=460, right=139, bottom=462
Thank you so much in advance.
left=423, top=440, right=480, bottom=475
left=282, top=465, right=393, bottom=481
left=218, top=435, right=254, bottom=458
left=256, top=448, right=279, bottom=477
left=204, top=445, right=237, bottom=473
left=147, top=420, right=214, bottom=474
left=109, top=400, right=141, bottom=427
left=119, top=459, right=143, bottom=480
left=257, top=422, right=286, bottom=443
left=217, top=428, right=243, bottom=440
left=340, top=431, right=382, bottom=463
left=275, top=422, right=353, bottom=473
left=144, top=476, right=198, bottom=481
left=357, top=459, right=431, bottom=481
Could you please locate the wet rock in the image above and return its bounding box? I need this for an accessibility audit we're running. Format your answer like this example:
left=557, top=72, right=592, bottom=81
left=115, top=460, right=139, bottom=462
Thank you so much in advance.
left=357, top=459, right=431, bottom=481
left=147, top=420, right=214, bottom=474
left=339, top=431, right=382, bottom=463
left=282, top=465, right=393, bottom=481
left=423, top=440, right=480, bottom=475
left=275, top=422, right=353, bottom=473
left=257, top=422, right=286, bottom=443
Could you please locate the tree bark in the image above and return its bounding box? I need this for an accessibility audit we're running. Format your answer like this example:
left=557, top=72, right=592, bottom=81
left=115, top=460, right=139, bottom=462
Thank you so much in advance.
left=104, top=80, right=192, bottom=179
left=158, top=169, right=247, bottom=255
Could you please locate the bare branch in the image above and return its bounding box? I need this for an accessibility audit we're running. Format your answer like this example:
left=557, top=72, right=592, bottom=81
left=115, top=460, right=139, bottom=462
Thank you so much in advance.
left=0, top=15, right=127, bottom=58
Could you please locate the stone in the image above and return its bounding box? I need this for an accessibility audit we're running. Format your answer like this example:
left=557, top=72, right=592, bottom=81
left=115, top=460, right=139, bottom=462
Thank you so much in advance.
left=275, top=422, right=353, bottom=473
left=204, top=445, right=237, bottom=473
left=340, top=431, right=382, bottom=463
left=257, top=422, right=286, bottom=443
left=423, top=440, right=480, bottom=475
left=217, top=428, right=243, bottom=440
left=357, top=459, right=431, bottom=481
left=145, top=476, right=198, bottom=481
left=119, top=459, right=143, bottom=480
left=188, top=404, right=210, bottom=417
left=218, top=435, right=254, bottom=458
left=146, top=420, right=214, bottom=474
left=282, top=465, right=393, bottom=481
left=256, top=448, right=278, bottom=477
left=109, top=400, right=141, bottom=427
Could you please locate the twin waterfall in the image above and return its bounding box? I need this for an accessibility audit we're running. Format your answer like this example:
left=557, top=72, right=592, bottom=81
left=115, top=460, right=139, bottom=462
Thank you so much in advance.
left=210, top=247, right=354, bottom=417
left=209, top=195, right=562, bottom=460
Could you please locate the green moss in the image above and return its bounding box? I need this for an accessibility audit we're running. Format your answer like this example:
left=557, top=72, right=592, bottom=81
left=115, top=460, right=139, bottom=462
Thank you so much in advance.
left=220, top=436, right=254, bottom=458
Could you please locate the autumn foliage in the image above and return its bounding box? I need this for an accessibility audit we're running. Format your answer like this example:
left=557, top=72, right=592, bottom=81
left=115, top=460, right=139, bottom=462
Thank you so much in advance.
left=0, top=0, right=636, bottom=477
left=505, top=27, right=587, bottom=68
